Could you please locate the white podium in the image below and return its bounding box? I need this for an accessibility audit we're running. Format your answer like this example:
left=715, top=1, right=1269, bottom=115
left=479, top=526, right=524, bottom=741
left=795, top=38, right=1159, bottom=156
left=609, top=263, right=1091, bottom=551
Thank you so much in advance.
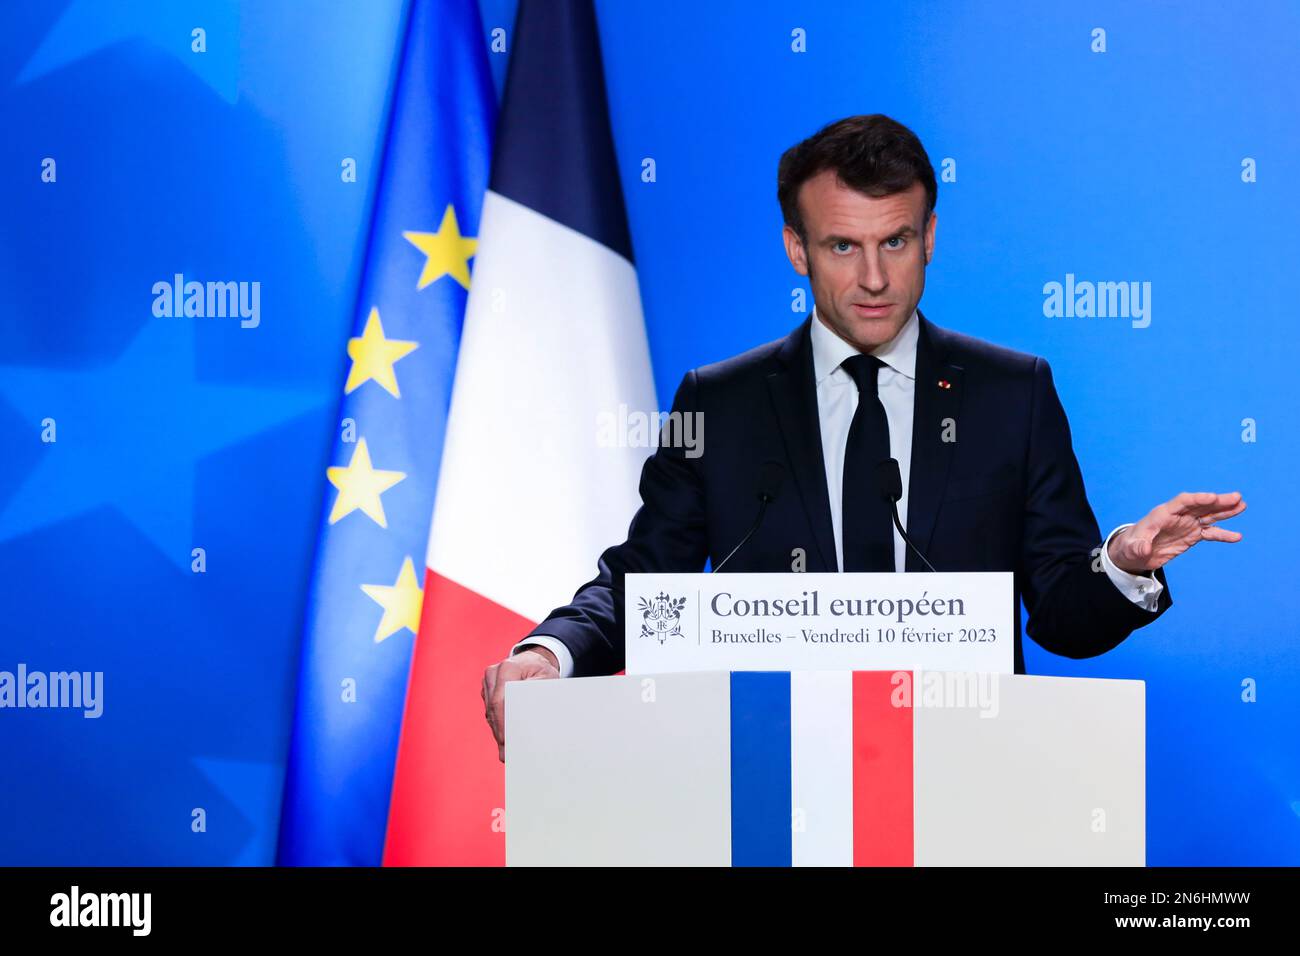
left=505, top=670, right=1144, bottom=866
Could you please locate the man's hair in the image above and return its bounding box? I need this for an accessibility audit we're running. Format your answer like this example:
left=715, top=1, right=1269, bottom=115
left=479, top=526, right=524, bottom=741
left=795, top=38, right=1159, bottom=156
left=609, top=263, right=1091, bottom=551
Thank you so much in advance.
left=777, top=114, right=937, bottom=247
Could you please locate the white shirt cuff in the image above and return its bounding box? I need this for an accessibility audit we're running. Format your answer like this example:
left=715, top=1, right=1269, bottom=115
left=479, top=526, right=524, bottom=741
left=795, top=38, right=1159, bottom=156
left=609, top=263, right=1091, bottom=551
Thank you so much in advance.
left=510, top=635, right=574, bottom=678
left=1099, top=523, right=1162, bottom=611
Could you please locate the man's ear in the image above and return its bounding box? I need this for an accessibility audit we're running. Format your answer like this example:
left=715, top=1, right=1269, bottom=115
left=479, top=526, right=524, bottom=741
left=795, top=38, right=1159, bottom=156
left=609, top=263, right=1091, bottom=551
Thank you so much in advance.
left=782, top=224, right=809, bottom=277
left=923, top=211, right=937, bottom=266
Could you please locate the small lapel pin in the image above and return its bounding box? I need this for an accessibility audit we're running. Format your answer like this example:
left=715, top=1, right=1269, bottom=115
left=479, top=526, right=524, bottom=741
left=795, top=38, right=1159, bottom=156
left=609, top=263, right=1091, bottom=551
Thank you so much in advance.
left=937, top=379, right=952, bottom=390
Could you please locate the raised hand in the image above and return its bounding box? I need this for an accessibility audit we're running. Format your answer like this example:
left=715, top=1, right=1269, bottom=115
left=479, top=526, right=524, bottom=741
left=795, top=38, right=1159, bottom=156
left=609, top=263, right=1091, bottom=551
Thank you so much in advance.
left=1108, top=491, right=1246, bottom=574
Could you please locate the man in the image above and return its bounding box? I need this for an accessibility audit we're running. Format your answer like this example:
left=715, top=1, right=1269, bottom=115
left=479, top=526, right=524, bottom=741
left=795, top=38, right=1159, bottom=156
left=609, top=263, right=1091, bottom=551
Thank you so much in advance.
left=482, top=114, right=1246, bottom=760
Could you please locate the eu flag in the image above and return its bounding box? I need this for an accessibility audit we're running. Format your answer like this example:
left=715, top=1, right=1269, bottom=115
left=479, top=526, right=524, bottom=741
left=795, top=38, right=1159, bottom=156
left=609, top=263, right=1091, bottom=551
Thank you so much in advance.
left=276, top=0, right=495, bottom=865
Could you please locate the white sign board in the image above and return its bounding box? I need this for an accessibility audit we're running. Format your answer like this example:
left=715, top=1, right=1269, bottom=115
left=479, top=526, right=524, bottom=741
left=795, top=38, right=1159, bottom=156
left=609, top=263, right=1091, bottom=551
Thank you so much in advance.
left=625, top=572, right=1014, bottom=675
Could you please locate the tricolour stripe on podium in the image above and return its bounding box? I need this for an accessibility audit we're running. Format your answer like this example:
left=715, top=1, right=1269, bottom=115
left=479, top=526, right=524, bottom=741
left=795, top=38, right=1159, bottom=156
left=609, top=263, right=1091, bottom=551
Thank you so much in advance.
left=791, top=671, right=854, bottom=866
left=727, top=671, right=916, bottom=866
left=730, top=672, right=791, bottom=867
left=852, top=670, right=914, bottom=866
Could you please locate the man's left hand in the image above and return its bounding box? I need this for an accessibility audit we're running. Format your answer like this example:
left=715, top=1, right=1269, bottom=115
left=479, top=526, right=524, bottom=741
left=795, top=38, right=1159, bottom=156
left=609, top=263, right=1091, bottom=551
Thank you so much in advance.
left=1108, top=491, right=1247, bottom=574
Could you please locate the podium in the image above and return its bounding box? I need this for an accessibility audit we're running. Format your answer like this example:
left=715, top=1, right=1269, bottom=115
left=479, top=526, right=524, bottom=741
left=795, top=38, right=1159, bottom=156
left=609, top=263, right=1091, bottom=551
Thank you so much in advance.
left=505, top=670, right=1144, bottom=866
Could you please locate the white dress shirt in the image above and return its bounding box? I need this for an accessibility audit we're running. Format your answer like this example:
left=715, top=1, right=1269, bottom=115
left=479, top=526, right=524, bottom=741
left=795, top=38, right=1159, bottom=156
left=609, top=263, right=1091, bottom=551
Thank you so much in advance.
left=518, top=307, right=1161, bottom=677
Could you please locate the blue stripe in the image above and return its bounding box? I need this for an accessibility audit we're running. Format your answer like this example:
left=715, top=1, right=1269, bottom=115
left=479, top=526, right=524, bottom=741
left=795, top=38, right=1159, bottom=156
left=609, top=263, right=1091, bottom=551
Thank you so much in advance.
left=730, top=672, right=792, bottom=867
left=490, top=0, right=634, bottom=262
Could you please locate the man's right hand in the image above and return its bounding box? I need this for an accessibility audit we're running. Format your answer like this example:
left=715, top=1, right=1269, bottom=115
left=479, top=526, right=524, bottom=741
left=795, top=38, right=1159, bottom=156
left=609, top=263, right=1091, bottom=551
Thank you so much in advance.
left=482, top=646, right=560, bottom=763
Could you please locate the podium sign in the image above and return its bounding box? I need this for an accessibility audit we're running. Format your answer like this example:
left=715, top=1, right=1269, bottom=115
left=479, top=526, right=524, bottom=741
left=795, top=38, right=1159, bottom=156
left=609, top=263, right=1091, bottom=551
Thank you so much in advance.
left=625, top=571, right=1013, bottom=675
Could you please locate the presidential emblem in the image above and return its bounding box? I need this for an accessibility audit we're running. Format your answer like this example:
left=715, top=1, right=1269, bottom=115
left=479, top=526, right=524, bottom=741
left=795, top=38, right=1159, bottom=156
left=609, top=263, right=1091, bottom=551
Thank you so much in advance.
left=638, top=591, right=687, bottom=645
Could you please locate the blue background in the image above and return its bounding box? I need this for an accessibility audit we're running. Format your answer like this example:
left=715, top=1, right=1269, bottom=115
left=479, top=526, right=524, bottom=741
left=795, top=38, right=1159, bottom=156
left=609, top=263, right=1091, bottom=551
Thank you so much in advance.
left=1, top=0, right=1295, bottom=865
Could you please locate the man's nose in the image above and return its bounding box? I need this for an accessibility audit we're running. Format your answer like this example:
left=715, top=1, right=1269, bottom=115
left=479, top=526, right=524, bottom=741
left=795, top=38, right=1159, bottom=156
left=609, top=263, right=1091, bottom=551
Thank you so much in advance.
left=857, top=250, right=888, bottom=294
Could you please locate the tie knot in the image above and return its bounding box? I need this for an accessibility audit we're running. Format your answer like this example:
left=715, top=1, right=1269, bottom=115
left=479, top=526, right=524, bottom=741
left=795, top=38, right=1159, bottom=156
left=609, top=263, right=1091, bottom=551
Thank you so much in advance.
left=840, top=353, right=886, bottom=393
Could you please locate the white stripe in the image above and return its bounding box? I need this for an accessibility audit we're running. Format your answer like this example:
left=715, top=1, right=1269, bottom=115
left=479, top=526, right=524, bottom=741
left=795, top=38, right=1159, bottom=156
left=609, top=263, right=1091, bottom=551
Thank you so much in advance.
left=427, top=190, right=656, bottom=621
left=791, top=671, right=853, bottom=866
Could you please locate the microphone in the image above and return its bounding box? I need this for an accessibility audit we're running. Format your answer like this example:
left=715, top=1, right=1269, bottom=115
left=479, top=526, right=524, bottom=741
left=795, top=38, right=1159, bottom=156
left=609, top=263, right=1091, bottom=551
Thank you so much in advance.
left=875, top=458, right=938, bottom=573
left=713, top=461, right=785, bottom=572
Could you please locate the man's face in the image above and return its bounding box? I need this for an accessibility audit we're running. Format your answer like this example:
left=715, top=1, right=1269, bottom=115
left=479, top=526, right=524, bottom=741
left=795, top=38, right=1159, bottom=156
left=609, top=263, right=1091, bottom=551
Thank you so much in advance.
left=783, top=172, right=936, bottom=351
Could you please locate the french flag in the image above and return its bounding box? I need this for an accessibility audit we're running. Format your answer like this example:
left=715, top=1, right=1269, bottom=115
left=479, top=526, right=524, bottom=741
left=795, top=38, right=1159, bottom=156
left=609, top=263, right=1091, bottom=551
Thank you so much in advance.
left=382, top=0, right=655, bottom=866
left=732, top=671, right=913, bottom=866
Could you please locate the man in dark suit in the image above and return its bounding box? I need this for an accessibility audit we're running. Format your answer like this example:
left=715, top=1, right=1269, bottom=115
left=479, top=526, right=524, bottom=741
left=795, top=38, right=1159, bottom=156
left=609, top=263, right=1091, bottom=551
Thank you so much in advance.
left=482, top=114, right=1245, bottom=758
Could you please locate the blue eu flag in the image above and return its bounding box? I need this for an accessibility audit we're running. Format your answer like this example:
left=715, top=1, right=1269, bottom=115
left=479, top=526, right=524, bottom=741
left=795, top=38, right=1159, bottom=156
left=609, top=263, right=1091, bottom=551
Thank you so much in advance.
left=276, top=0, right=495, bottom=866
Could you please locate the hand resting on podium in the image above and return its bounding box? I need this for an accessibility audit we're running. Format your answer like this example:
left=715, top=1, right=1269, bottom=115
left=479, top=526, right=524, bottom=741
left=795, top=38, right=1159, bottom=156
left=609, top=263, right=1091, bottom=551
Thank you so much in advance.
left=482, top=646, right=560, bottom=762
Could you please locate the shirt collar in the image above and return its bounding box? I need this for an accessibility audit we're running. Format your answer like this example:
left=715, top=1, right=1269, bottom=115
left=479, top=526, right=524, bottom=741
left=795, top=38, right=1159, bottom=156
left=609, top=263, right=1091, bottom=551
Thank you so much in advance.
left=810, top=304, right=919, bottom=386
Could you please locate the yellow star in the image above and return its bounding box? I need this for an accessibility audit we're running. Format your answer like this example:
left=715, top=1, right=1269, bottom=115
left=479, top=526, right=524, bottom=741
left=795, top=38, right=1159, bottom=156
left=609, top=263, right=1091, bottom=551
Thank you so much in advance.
left=326, top=437, right=406, bottom=528
left=361, top=556, right=424, bottom=643
left=345, top=307, right=419, bottom=397
left=402, top=204, right=477, bottom=290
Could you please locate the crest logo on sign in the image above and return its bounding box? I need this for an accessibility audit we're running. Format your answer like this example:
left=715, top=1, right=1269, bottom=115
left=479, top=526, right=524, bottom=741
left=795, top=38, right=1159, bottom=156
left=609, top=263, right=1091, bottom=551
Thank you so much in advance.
left=638, top=592, right=686, bottom=645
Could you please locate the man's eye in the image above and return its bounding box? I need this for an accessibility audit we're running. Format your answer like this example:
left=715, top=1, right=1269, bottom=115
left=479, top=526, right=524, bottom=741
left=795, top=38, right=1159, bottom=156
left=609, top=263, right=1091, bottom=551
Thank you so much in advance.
left=833, top=241, right=854, bottom=253
left=885, top=236, right=906, bottom=249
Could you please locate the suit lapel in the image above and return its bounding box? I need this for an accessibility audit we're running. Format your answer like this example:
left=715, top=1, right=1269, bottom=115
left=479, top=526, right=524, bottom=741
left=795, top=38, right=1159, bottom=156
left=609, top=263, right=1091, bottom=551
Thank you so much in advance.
left=764, top=311, right=964, bottom=573
left=905, top=311, right=964, bottom=567
left=765, top=319, right=838, bottom=571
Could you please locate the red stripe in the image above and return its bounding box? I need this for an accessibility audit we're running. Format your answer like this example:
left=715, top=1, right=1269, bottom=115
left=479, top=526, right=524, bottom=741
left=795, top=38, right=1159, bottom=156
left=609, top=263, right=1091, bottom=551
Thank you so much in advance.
left=852, top=671, right=914, bottom=866
left=383, top=570, right=536, bottom=866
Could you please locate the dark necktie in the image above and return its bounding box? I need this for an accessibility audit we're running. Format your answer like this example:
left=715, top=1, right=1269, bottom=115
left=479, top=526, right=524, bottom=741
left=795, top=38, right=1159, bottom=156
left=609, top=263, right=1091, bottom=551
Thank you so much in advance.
left=841, top=354, right=895, bottom=572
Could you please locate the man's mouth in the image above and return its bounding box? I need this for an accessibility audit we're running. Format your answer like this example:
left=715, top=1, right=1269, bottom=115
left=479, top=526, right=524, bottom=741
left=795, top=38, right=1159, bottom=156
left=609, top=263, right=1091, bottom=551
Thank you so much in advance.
left=852, top=303, right=891, bottom=316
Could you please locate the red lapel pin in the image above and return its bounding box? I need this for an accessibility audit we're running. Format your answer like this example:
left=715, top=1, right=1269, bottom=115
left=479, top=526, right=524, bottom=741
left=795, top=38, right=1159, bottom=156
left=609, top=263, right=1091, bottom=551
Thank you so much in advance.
left=937, top=379, right=951, bottom=390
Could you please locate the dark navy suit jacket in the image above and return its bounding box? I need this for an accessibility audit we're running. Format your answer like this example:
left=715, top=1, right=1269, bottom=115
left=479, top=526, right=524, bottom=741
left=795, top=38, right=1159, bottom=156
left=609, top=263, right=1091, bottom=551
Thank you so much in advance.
left=524, top=312, right=1171, bottom=675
